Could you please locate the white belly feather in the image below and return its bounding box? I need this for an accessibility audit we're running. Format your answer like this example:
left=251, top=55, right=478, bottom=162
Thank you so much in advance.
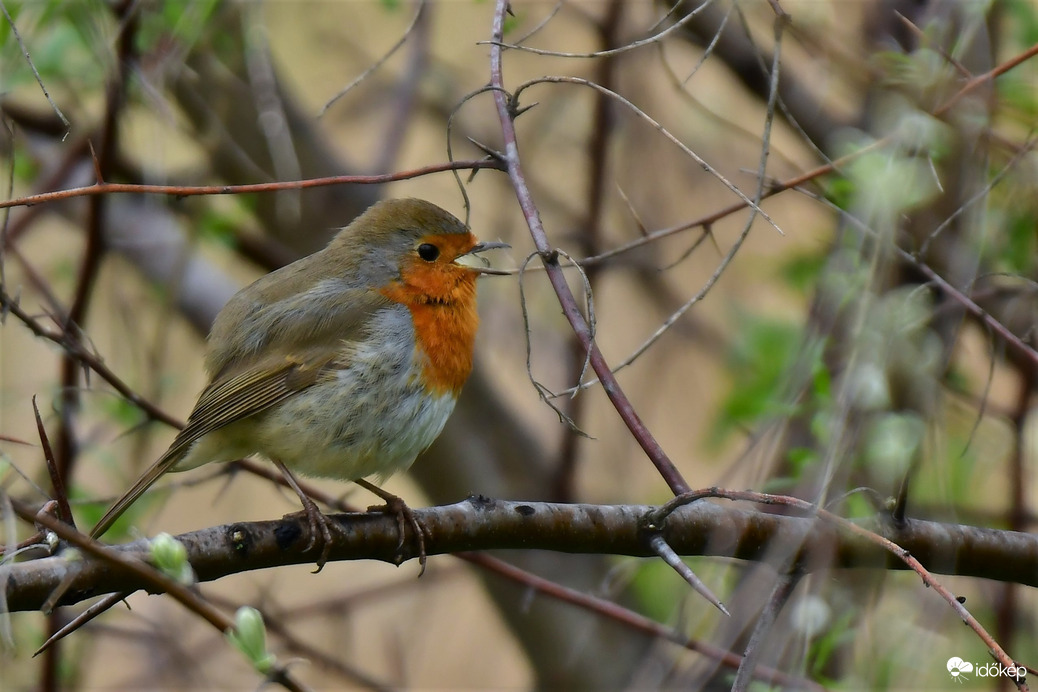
left=177, top=305, right=458, bottom=483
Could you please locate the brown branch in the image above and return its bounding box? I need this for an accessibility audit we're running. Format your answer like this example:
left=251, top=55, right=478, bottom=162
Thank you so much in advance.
left=488, top=0, right=691, bottom=496
left=935, top=40, right=1038, bottom=117
left=464, top=552, right=820, bottom=692
left=0, top=160, right=505, bottom=210
left=732, top=572, right=800, bottom=692
left=653, top=489, right=1031, bottom=690
left=8, top=498, right=313, bottom=692
left=44, top=7, right=137, bottom=684
left=7, top=498, right=1038, bottom=613
left=553, top=0, right=624, bottom=502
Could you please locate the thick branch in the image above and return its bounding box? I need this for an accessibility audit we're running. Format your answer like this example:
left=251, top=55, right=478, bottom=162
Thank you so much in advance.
left=7, top=498, right=1037, bottom=612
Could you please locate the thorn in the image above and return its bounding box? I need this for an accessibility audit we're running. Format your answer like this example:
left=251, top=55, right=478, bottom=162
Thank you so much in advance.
left=615, top=184, right=649, bottom=237
left=466, top=137, right=506, bottom=163
left=512, top=102, right=538, bottom=119
left=87, top=140, right=104, bottom=184
left=33, top=396, right=74, bottom=526
left=34, top=591, right=130, bottom=655
left=648, top=534, right=730, bottom=617
left=0, top=287, right=20, bottom=324
left=704, top=223, right=720, bottom=256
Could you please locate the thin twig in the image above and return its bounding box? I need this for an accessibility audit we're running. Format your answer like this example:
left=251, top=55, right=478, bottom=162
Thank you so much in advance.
left=8, top=498, right=314, bottom=692
left=0, top=160, right=504, bottom=210
left=807, top=195, right=1038, bottom=367
left=319, top=0, right=427, bottom=117
left=488, top=0, right=690, bottom=495
left=512, top=76, right=784, bottom=237
left=654, top=489, right=1030, bottom=690
left=731, top=572, right=800, bottom=692
left=463, top=552, right=818, bottom=690
left=0, top=289, right=183, bottom=428
left=479, top=0, right=715, bottom=59
left=0, top=1, right=70, bottom=137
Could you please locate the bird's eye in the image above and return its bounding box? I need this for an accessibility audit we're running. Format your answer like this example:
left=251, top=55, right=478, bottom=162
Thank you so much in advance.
left=417, top=243, right=440, bottom=261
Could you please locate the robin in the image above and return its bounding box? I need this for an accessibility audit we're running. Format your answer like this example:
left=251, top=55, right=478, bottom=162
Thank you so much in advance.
left=90, top=198, right=508, bottom=569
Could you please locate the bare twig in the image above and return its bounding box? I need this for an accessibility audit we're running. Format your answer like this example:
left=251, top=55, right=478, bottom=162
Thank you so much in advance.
left=0, top=0, right=70, bottom=137
left=0, top=289, right=183, bottom=429
left=319, top=0, right=428, bottom=117
left=731, top=572, right=800, bottom=692
left=489, top=0, right=691, bottom=495
left=8, top=498, right=314, bottom=692
left=479, top=0, right=715, bottom=59
left=0, top=160, right=505, bottom=210
left=654, top=489, right=1030, bottom=690
left=464, top=552, right=817, bottom=691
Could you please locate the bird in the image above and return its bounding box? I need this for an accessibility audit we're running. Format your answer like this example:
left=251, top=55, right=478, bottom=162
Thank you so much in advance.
left=90, top=198, right=508, bottom=569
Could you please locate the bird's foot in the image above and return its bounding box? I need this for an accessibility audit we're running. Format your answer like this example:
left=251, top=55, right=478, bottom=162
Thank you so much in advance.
left=356, top=479, right=428, bottom=576
left=274, top=460, right=337, bottom=572
left=283, top=493, right=337, bottom=572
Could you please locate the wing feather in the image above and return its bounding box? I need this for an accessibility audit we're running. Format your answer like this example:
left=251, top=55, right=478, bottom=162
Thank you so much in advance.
left=92, top=279, right=398, bottom=539
left=90, top=353, right=337, bottom=538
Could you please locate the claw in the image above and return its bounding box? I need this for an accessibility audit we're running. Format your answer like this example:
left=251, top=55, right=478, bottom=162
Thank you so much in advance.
left=275, top=460, right=337, bottom=571
left=356, top=479, right=428, bottom=575
left=284, top=496, right=335, bottom=572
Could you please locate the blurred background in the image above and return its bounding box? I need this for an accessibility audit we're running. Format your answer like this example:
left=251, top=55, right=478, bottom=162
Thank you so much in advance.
left=1, top=0, right=1036, bottom=689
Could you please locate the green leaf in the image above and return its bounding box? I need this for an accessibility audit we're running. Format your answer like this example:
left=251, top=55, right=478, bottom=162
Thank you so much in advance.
left=150, top=532, right=195, bottom=585
left=12, top=153, right=39, bottom=183
left=846, top=145, right=941, bottom=219
left=779, top=250, right=827, bottom=293
left=842, top=491, right=875, bottom=520
left=787, top=446, right=819, bottom=476
left=1006, top=0, right=1038, bottom=45
left=823, top=175, right=855, bottom=211
left=711, top=315, right=809, bottom=445
left=808, top=607, right=858, bottom=676
left=863, top=412, right=924, bottom=485
left=100, top=395, right=147, bottom=428
left=197, top=205, right=241, bottom=247
left=998, top=74, right=1038, bottom=117
left=227, top=607, right=277, bottom=674
left=999, top=211, right=1037, bottom=274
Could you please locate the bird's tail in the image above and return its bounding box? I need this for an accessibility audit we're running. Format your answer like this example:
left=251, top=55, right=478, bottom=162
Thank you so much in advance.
left=90, top=448, right=185, bottom=539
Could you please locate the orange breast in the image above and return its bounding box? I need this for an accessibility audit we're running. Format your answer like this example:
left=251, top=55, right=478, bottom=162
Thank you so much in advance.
left=380, top=260, right=479, bottom=396
left=406, top=298, right=478, bottom=394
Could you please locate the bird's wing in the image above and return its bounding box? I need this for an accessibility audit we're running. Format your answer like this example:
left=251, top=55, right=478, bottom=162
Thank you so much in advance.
left=92, top=283, right=397, bottom=539
left=90, top=352, right=336, bottom=539
left=205, top=282, right=393, bottom=378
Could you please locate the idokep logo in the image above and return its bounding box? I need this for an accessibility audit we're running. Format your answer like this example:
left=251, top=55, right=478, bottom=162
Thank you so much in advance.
left=947, top=657, right=1025, bottom=683
left=947, top=658, right=973, bottom=682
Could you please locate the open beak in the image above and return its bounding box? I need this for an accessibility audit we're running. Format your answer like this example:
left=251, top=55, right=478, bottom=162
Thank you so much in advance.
left=465, top=241, right=510, bottom=255
left=457, top=240, right=511, bottom=274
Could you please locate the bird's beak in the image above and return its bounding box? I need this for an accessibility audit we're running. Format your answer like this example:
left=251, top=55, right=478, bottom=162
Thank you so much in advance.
left=457, top=241, right=511, bottom=274
left=466, top=241, right=511, bottom=255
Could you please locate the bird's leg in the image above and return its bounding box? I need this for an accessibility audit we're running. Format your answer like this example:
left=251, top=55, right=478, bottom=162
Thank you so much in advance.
left=355, top=478, right=427, bottom=575
left=274, top=459, right=336, bottom=572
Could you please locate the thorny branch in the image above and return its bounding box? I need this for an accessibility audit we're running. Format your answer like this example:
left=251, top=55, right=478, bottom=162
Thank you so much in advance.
left=489, top=0, right=691, bottom=496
